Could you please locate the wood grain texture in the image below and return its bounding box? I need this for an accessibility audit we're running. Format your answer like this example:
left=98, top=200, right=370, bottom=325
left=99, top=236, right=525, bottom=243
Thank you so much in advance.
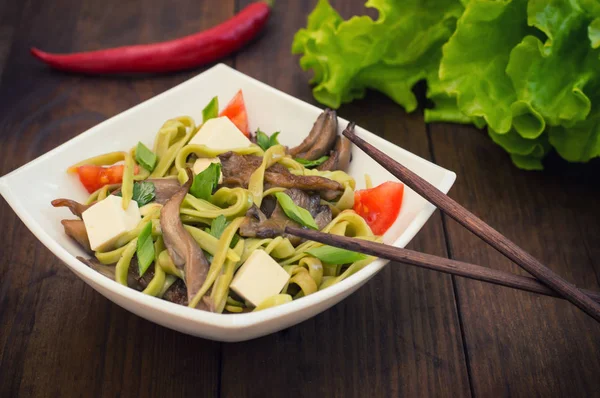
left=429, top=123, right=600, bottom=397
left=344, top=122, right=600, bottom=322
left=219, top=2, right=470, bottom=397
left=0, top=0, right=234, bottom=396
left=1, top=0, right=599, bottom=397
left=0, top=0, right=21, bottom=82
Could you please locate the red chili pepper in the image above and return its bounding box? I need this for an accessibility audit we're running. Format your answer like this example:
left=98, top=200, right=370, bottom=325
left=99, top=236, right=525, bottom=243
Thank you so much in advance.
left=30, top=1, right=271, bottom=74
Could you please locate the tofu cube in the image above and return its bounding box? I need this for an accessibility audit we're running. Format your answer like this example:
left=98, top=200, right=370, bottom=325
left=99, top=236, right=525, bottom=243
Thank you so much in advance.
left=230, top=250, right=290, bottom=307
left=82, top=195, right=141, bottom=251
left=193, top=157, right=223, bottom=183
left=188, top=116, right=251, bottom=150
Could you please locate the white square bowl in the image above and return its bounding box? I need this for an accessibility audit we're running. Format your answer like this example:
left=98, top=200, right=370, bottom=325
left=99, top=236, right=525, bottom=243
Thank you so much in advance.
left=0, top=64, right=456, bottom=342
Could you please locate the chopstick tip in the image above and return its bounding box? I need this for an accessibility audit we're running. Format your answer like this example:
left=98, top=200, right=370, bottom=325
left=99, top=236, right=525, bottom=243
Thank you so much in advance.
left=342, top=122, right=358, bottom=142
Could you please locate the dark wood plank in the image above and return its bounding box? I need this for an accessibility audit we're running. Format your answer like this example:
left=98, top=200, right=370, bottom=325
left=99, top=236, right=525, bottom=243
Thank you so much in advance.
left=0, top=0, right=236, bottom=396
left=219, top=1, right=471, bottom=397
left=0, top=0, right=21, bottom=81
left=429, top=123, right=600, bottom=396
left=344, top=120, right=600, bottom=321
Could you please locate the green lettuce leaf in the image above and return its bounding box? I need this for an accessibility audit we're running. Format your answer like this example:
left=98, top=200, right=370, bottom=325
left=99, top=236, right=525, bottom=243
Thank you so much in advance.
left=293, top=0, right=600, bottom=169
left=506, top=0, right=599, bottom=136
left=589, top=18, right=600, bottom=48
left=438, top=0, right=533, bottom=134
left=488, top=128, right=551, bottom=170
left=372, top=0, right=463, bottom=66
left=425, top=65, right=486, bottom=127
left=292, top=0, right=384, bottom=108
left=548, top=106, right=600, bottom=162
left=292, top=0, right=463, bottom=110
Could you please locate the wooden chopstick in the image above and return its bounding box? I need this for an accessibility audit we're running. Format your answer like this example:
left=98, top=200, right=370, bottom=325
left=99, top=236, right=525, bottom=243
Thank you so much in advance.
left=343, top=128, right=600, bottom=322
left=285, top=226, right=600, bottom=304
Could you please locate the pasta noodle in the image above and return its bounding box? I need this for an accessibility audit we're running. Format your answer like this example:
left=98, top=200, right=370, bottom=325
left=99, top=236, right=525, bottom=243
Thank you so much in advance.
left=62, top=106, right=382, bottom=314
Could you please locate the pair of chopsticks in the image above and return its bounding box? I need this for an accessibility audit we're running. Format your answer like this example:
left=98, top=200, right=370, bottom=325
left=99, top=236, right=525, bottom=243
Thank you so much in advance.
left=286, top=128, right=600, bottom=322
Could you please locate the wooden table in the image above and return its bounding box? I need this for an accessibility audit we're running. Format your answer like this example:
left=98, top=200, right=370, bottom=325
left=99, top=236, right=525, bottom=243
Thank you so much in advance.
left=1, top=1, right=599, bottom=396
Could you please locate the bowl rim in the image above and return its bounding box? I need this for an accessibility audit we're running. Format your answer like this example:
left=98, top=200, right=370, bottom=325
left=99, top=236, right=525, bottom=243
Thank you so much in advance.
left=0, top=63, right=456, bottom=330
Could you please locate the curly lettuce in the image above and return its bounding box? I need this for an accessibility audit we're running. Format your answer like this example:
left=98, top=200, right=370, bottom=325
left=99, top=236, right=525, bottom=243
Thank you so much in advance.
left=292, top=0, right=463, bottom=111
left=293, top=0, right=600, bottom=169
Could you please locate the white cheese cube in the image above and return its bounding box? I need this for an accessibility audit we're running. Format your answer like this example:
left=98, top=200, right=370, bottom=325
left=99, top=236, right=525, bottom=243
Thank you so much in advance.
left=230, top=250, right=290, bottom=307
left=193, top=157, right=223, bottom=183
left=82, top=195, right=141, bottom=251
left=188, top=116, right=251, bottom=150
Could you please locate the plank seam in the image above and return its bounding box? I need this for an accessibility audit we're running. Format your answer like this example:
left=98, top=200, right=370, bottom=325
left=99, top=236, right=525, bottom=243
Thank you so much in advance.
left=426, top=123, right=475, bottom=398
left=575, top=215, right=600, bottom=288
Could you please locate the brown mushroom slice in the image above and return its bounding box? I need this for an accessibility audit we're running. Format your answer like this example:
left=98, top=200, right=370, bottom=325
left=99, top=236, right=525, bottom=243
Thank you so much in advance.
left=317, top=123, right=354, bottom=172
left=218, top=151, right=344, bottom=199
left=296, top=109, right=338, bottom=160
left=335, top=134, right=353, bottom=172
left=161, top=279, right=188, bottom=306
left=78, top=256, right=188, bottom=305
left=52, top=199, right=91, bottom=218
left=61, top=220, right=92, bottom=253
left=147, top=178, right=181, bottom=205
left=289, top=109, right=332, bottom=157
left=78, top=256, right=139, bottom=287
left=160, top=169, right=211, bottom=310
left=290, top=109, right=338, bottom=160
left=239, top=189, right=332, bottom=246
left=264, top=168, right=343, bottom=192
left=315, top=150, right=337, bottom=172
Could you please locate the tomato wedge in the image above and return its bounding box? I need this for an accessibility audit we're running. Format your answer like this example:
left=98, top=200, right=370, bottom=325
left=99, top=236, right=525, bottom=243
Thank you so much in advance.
left=353, top=182, right=404, bottom=235
left=220, top=89, right=249, bottom=137
left=76, top=165, right=138, bottom=193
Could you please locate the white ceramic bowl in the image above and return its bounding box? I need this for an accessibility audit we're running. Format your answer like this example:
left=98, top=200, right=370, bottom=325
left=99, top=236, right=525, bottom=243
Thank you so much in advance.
left=0, top=64, right=456, bottom=342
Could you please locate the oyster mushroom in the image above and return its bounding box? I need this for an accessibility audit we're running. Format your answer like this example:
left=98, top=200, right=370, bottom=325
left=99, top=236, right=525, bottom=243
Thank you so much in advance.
left=61, top=219, right=92, bottom=253
left=52, top=199, right=90, bottom=218
left=78, top=256, right=188, bottom=305
left=290, top=109, right=338, bottom=160
left=147, top=178, right=181, bottom=204
left=218, top=151, right=344, bottom=199
left=160, top=169, right=211, bottom=309
left=317, top=123, right=354, bottom=172
left=239, top=189, right=332, bottom=246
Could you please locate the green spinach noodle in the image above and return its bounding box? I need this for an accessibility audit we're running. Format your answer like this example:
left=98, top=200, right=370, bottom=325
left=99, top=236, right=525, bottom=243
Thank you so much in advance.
left=53, top=96, right=388, bottom=314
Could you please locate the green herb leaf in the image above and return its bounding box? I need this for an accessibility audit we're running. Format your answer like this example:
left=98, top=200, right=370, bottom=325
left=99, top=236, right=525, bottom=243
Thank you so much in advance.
left=137, top=221, right=155, bottom=276
left=256, top=129, right=281, bottom=151
left=269, top=131, right=280, bottom=147
left=207, top=215, right=240, bottom=248
left=295, top=155, right=329, bottom=168
left=274, top=192, right=318, bottom=230
left=135, top=142, right=157, bottom=172
left=202, top=96, right=219, bottom=123
left=230, top=233, right=241, bottom=249
left=132, top=181, right=156, bottom=207
left=256, top=129, right=270, bottom=151
left=190, top=163, right=221, bottom=200
left=306, top=245, right=367, bottom=264
left=209, top=215, right=228, bottom=239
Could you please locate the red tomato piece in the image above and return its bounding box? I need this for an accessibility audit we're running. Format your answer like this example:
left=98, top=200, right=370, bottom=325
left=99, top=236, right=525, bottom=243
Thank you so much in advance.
left=353, top=182, right=404, bottom=235
left=220, top=89, right=249, bottom=137
left=76, top=165, right=138, bottom=193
